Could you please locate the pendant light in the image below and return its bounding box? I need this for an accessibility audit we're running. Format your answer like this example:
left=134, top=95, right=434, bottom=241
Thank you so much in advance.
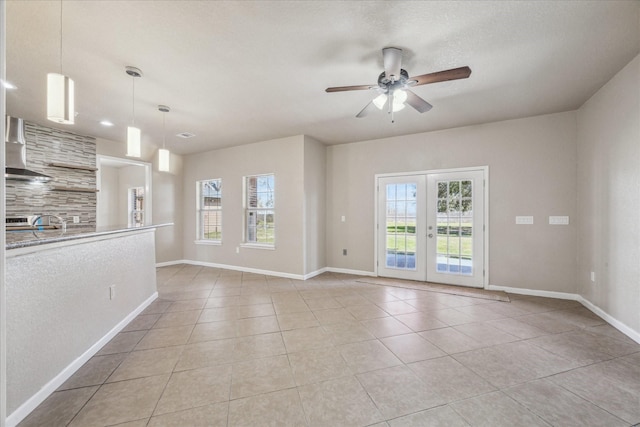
left=47, top=0, right=74, bottom=124
left=158, top=105, right=170, bottom=172
left=125, top=66, right=142, bottom=157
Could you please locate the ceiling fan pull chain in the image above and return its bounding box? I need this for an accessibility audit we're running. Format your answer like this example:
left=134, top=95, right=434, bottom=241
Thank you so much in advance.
left=389, top=92, right=395, bottom=123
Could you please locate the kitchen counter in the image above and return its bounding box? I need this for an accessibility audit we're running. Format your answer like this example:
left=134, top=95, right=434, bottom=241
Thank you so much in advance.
left=6, top=223, right=173, bottom=251
left=6, top=224, right=164, bottom=423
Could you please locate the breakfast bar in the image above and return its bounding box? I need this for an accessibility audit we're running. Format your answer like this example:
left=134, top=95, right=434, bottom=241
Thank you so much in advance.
left=5, top=224, right=170, bottom=423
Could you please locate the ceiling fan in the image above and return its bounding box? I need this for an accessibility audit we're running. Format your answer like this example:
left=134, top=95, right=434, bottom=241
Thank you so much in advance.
left=325, top=47, right=471, bottom=122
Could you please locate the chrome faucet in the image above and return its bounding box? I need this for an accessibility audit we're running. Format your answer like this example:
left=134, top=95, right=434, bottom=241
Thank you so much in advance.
left=30, top=214, right=67, bottom=237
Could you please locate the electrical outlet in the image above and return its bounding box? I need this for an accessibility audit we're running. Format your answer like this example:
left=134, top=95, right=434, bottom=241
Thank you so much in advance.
left=341, top=215, right=346, bottom=222
left=236, top=247, right=240, bottom=254
left=109, top=285, right=116, bottom=300
left=590, top=272, right=595, bottom=282
left=342, top=249, right=347, bottom=256
left=73, top=216, right=80, bottom=224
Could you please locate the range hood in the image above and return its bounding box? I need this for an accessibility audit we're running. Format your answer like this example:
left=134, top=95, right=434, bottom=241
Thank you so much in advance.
left=5, top=116, right=52, bottom=182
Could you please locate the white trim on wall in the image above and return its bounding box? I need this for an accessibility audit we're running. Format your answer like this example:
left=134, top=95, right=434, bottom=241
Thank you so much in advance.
left=488, top=284, right=640, bottom=345
left=156, top=260, right=376, bottom=281
left=1, top=1, right=7, bottom=424
left=5, top=293, right=158, bottom=427
left=160, top=259, right=308, bottom=281
left=96, top=155, right=153, bottom=226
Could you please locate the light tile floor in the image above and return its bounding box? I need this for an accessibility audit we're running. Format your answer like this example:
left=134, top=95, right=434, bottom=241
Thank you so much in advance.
left=19, top=264, right=640, bottom=426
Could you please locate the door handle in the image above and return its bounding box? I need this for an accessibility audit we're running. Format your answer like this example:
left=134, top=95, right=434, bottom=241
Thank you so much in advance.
left=428, top=233, right=434, bottom=238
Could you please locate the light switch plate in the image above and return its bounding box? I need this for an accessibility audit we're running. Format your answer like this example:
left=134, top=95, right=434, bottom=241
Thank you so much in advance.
left=549, top=216, right=569, bottom=225
left=515, top=216, right=534, bottom=225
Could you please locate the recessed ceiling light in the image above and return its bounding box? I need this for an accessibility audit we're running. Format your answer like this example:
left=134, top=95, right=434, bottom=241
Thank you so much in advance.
left=100, top=120, right=114, bottom=127
left=1, top=79, right=17, bottom=90
left=176, top=132, right=195, bottom=139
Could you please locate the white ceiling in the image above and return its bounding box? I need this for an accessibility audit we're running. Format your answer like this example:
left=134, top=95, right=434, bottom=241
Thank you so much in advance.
left=5, top=1, right=640, bottom=155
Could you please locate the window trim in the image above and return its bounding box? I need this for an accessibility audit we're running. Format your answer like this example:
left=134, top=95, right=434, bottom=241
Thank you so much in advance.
left=243, top=173, right=275, bottom=247
left=196, top=178, right=223, bottom=243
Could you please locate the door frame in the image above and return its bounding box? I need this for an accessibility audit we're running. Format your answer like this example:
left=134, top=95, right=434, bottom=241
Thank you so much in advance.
left=374, top=166, right=490, bottom=288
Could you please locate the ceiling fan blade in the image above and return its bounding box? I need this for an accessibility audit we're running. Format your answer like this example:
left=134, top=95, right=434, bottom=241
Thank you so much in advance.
left=356, top=101, right=377, bottom=118
left=405, top=90, right=433, bottom=113
left=383, top=47, right=402, bottom=81
left=326, top=84, right=376, bottom=93
left=410, top=66, right=472, bottom=86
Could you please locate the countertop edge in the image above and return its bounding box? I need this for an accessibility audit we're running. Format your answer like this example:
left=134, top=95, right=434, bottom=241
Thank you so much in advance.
left=6, top=223, right=174, bottom=251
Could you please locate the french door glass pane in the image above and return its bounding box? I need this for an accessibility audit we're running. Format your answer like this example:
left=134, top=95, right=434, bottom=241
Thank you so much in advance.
left=385, top=183, right=417, bottom=270
left=436, top=180, right=473, bottom=275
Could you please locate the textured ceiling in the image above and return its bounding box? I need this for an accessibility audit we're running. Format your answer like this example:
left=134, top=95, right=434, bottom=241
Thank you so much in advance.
left=5, top=1, right=640, bottom=155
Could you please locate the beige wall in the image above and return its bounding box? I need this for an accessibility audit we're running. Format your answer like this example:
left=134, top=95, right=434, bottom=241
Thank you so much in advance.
left=96, top=139, right=184, bottom=263
left=96, top=165, right=119, bottom=227
left=152, top=150, right=184, bottom=264
left=303, top=136, right=326, bottom=275
left=182, top=136, right=306, bottom=276
left=326, top=112, right=578, bottom=293
left=576, top=54, right=640, bottom=334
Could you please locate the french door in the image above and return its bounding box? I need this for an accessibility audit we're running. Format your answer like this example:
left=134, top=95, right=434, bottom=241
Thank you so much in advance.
left=377, top=169, right=485, bottom=287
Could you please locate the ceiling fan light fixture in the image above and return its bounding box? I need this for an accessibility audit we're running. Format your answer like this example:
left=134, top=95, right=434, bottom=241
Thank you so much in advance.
left=373, top=90, right=407, bottom=112
left=373, top=93, right=388, bottom=110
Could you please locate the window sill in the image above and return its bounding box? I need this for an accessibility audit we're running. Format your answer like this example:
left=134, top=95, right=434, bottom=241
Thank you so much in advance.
left=240, top=243, right=275, bottom=250
left=194, top=240, right=222, bottom=246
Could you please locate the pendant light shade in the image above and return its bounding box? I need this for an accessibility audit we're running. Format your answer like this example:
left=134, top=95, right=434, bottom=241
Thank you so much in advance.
left=47, top=1, right=74, bottom=125
left=126, top=66, right=143, bottom=158
left=158, top=148, right=170, bottom=172
left=47, top=73, right=75, bottom=124
left=158, top=104, right=171, bottom=172
left=126, top=126, right=141, bottom=157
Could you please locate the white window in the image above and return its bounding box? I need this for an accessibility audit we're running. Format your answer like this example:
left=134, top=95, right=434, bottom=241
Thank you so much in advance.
left=196, top=179, right=222, bottom=242
left=244, top=174, right=275, bottom=246
left=128, top=187, right=144, bottom=227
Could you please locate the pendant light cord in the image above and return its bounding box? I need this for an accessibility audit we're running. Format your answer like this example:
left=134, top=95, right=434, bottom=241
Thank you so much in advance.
left=162, top=111, right=166, bottom=149
left=59, top=0, right=63, bottom=74
left=131, top=76, right=136, bottom=126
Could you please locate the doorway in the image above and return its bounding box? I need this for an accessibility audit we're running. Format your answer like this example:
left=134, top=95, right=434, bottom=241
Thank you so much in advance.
left=376, top=167, right=487, bottom=288
left=96, top=155, right=152, bottom=228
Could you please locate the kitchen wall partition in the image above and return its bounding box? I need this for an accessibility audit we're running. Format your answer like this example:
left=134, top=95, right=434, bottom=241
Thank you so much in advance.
left=6, top=121, right=97, bottom=226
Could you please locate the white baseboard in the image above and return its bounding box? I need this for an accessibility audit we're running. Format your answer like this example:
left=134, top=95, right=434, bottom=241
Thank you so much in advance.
left=487, top=284, right=580, bottom=301
left=325, top=267, right=377, bottom=277
left=577, top=296, right=640, bottom=344
left=155, top=259, right=189, bottom=268
left=303, top=267, right=328, bottom=280
left=487, top=284, right=640, bottom=345
left=178, top=260, right=307, bottom=280
left=156, top=260, right=377, bottom=281
left=6, top=292, right=158, bottom=427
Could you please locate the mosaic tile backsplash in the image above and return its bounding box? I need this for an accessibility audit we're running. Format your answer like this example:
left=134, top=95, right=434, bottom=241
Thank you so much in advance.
left=6, top=121, right=97, bottom=226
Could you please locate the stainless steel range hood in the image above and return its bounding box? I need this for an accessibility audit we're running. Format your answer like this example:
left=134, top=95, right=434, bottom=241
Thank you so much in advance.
left=5, top=116, right=52, bottom=182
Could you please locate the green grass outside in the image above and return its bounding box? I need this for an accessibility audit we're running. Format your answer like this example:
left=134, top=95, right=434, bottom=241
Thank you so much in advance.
left=205, top=230, right=221, bottom=240
left=386, top=222, right=473, bottom=258
left=254, top=226, right=275, bottom=244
